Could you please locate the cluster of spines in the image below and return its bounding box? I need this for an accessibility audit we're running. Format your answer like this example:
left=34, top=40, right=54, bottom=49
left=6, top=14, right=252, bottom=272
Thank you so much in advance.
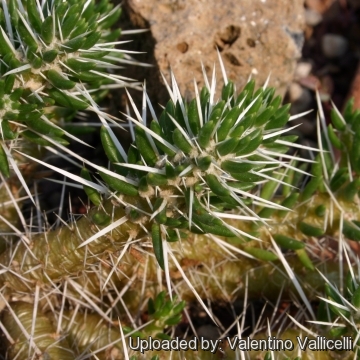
left=82, top=74, right=306, bottom=269
left=6, top=64, right=357, bottom=287
left=0, top=0, right=132, bottom=178
left=297, top=98, right=360, bottom=242
left=0, top=0, right=123, bottom=87
left=296, top=264, right=360, bottom=360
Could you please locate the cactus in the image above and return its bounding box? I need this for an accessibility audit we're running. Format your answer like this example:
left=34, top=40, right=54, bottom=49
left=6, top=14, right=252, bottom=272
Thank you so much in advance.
left=0, top=0, right=141, bottom=178
left=1, top=1, right=360, bottom=359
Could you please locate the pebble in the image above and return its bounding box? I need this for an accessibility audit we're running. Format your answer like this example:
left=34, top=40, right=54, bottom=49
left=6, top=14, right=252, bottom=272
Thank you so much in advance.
left=322, top=34, right=348, bottom=58
left=305, top=8, right=322, bottom=26
left=294, top=61, right=313, bottom=80
left=197, top=325, right=221, bottom=341
left=288, top=82, right=313, bottom=113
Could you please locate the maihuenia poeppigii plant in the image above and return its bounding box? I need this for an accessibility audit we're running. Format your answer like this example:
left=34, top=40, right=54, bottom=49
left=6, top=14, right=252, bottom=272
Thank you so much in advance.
left=0, top=0, right=141, bottom=178
left=1, top=55, right=360, bottom=358
left=1, top=292, right=186, bottom=359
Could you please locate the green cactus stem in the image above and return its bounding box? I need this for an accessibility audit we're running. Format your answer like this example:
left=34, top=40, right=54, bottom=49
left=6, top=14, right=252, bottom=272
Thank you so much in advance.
left=0, top=0, right=140, bottom=174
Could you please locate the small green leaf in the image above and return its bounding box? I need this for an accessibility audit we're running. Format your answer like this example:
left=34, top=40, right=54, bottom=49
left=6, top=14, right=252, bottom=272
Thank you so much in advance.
left=165, top=218, right=183, bottom=228
left=153, top=198, right=167, bottom=224
left=298, top=222, right=324, bottom=237
left=146, top=173, right=167, bottom=186
left=100, top=126, right=127, bottom=176
left=99, top=171, right=138, bottom=196
left=340, top=179, right=360, bottom=202
left=273, top=234, right=304, bottom=250
left=98, top=6, right=121, bottom=29
left=61, top=4, right=82, bottom=39
left=61, top=37, right=85, bottom=53
left=193, top=218, right=235, bottom=237
left=296, top=249, right=314, bottom=270
left=330, top=108, right=346, bottom=131
left=231, top=172, right=263, bottom=182
left=327, top=124, right=343, bottom=150
left=0, top=28, right=15, bottom=56
left=208, top=100, right=225, bottom=124
left=187, top=98, right=201, bottom=136
left=159, top=100, right=176, bottom=139
left=172, top=128, right=192, bottom=154
left=164, top=314, right=182, bottom=326
left=343, top=98, right=355, bottom=123
left=81, top=168, right=102, bottom=206
left=217, top=106, right=241, bottom=141
left=48, top=89, right=88, bottom=110
left=17, top=20, right=38, bottom=48
left=351, top=131, right=360, bottom=174
left=229, top=124, right=245, bottom=139
left=25, top=116, right=63, bottom=137
left=244, top=247, right=278, bottom=261
left=217, top=137, right=238, bottom=156
left=47, top=70, right=75, bottom=90
left=92, top=212, right=111, bottom=226
left=135, top=127, right=157, bottom=166
left=152, top=225, right=164, bottom=270
left=221, top=160, right=264, bottom=174
left=264, top=104, right=290, bottom=130
left=270, top=95, right=283, bottom=111
left=351, top=286, right=360, bottom=308
left=264, top=352, right=272, bottom=360
left=343, top=220, right=360, bottom=241
left=205, top=174, right=230, bottom=197
left=81, top=30, right=102, bottom=50
left=0, top=144, right=10, bottom=177
left=0, top=120, right=16, bottom=140
left=259, top=172, right=282, bottom=201
left=301, top=177, right=322, bottom=202
left=345, top=271, right=356, bottom=297
left=235, top=128, right=262, bottom=156
left=198, top=120, right=215, bottom=149
left=221, top=81, right=234, bottom=102
left=4, top=74, right=15, bottom=94
left=278, top=192, right=299, bottom=217
left=27, top=0, right=42, bottom=33
left=150, top=120, right=176, bottom=157
left=81, top=50, right=110, bottom=59
left=254, top=106, right=275, bottom=126
left=315, top=204, right=326, bottom=217
left=42, top=50, right=58, bottom=63
left=242, top=80, right=255, bottom=98
left=72, top=71, right=103, bottom=82
left=246, top=90, right=263, bottom=115
left=22, top=131, right=69, bottom=146
left=41, top=16, right=54, bottom=44
left=330, top=167, right=349, bottom=192
left=328, top=327, right=348, bottom=338
left=197, top=156, right=212, bottom=171
left=65, top=58, right=96, bottom=72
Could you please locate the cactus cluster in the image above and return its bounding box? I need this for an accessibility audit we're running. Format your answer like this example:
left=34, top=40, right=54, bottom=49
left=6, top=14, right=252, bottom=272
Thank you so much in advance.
left=0, top=0, right=139, bottom=177
left=1, top=0, right=360, bottom=359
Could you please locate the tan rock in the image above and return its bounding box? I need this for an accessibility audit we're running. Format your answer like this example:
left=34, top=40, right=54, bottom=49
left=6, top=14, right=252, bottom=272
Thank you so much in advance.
left=125, top=0, right=305, bottom=104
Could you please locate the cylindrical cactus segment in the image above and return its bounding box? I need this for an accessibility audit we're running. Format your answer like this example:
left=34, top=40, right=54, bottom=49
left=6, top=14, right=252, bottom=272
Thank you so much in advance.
left=1, top=301, right=75, bottom=359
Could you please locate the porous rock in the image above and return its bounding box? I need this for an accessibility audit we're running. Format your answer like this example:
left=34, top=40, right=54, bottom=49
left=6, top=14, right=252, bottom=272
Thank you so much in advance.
left=125, top=0, right=305, bottom=104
